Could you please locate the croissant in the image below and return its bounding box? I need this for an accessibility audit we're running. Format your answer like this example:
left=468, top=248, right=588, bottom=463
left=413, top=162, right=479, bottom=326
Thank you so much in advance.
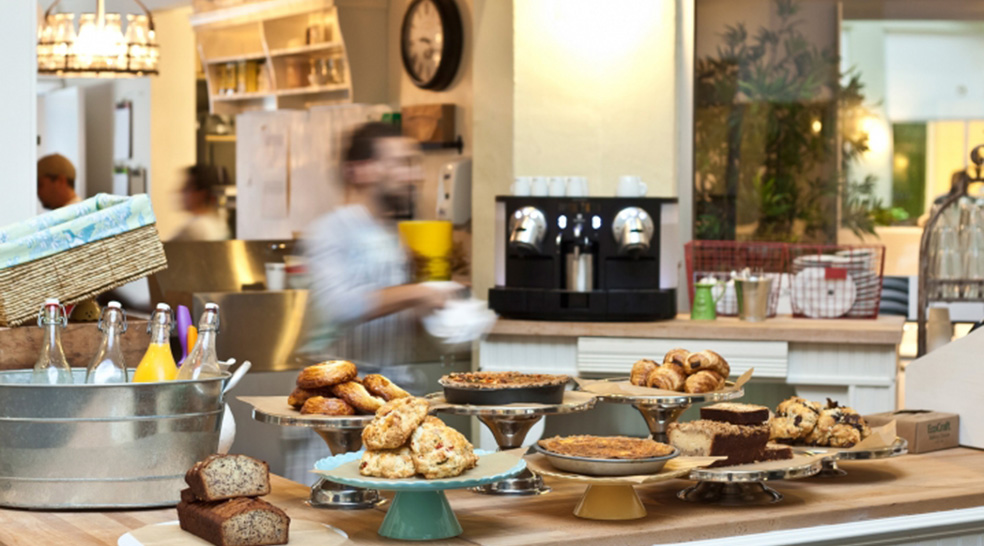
left=683, top=350, right=730, bottom=378
left=684, top=370, right=724, bottom=393
left=630, top=359, right=660, bottom=386
left=646, top=363, right=686, bottom=391
left=663, top=348, right=689, bottom=367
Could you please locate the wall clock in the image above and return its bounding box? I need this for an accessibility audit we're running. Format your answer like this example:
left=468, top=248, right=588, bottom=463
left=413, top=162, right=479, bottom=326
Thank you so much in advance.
left=400, top=0, right=463, bottom=91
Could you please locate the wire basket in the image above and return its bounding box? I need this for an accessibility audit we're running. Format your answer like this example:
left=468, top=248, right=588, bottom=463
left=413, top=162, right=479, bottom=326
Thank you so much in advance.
left=788, top=244, right=885, bottom=319
left=685, top=241, right=787, bottom=317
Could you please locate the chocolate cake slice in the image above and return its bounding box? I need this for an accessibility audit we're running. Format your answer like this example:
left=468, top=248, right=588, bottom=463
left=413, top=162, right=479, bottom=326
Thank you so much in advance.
left=760, top=442, right=794, bottom=462
left=668, top=420, right=769, bottom=467
left=700, top=403, right=770, bottom=425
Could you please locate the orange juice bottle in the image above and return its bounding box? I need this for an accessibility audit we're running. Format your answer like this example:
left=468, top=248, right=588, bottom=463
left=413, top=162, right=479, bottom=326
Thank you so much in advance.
left=133, top=303, right=178, bottom=382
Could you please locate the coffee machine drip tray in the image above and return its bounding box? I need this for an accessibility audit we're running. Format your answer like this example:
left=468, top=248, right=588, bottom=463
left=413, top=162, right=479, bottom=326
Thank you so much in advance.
left=488, top=287, right=677, bottom=322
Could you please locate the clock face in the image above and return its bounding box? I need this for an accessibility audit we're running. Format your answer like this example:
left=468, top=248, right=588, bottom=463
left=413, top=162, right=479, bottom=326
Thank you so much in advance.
left=400, top=0, right=463, bottom=91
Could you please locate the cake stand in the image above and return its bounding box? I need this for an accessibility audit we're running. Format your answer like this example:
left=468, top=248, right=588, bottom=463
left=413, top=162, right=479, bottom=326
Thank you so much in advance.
left=676, top=455, right=824, bottom=506
left=243, top=396, right=382, bottom=510
left=594, top=382, right=744, bottom=443
left=313, top=450, right=526, bottom=541
left=797, top=437, right=908, bottom=478
left=427, top=391, right=597, bottom=495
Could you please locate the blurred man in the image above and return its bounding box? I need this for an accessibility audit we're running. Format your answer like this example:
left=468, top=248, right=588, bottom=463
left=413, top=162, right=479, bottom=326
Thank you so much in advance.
left=172, top=164, right=231, bottom=241
left=37, top=154, right=80, bottom=209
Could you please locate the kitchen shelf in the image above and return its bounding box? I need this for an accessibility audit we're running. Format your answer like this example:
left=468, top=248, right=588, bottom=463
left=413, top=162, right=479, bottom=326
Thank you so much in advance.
left=211, top=91, right=270, bottom=102
left=276, top=83, right=348, bottom=96
left=268, top=41, right=344, bottom=58
left=203, top=52, right=267, bottom=65
left=205, top=134, right=237, bottom=143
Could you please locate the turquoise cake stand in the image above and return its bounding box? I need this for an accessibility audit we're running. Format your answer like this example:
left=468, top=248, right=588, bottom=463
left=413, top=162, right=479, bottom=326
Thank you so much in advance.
left=314, top=450, right=525, bottom=541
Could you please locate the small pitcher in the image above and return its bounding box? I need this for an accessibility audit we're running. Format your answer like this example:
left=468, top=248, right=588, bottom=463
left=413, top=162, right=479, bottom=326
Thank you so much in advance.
left=692, top=280, right=724, bottom=320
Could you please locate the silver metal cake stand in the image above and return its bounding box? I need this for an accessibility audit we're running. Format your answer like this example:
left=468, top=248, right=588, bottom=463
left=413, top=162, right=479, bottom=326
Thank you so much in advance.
left=677, top=456, right=823, bottom=506
left=797, top=437, right=908, bottom=478
left=251, top=406, right=383, bottom=509
left=427, top=392, right=597, bottom=496
left=596, top=381, right=744, bottom=443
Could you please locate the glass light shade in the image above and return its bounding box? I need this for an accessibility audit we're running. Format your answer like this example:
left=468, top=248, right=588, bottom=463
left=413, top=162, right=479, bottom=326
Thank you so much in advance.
left=39, top=3, right=157, bottom=77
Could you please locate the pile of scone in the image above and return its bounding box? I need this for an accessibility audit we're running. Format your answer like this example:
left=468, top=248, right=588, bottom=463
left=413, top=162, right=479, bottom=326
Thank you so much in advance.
left=770, top=396, right=872, bottom=448
left=630, top=348, right=730, bottom=394
left=287, top=360, right=409, bottom=415
left=360, top=397, right=479, bottom=479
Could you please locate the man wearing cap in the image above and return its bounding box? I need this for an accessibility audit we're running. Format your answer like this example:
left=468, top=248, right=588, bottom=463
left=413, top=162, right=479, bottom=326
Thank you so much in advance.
left=37, top=153, right=81, bottom=209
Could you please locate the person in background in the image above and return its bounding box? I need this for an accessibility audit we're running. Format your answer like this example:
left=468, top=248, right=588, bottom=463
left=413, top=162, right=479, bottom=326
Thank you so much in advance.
left=37, top=153, right=81, bottom=209
left=171, top=164, right=231, bottom=241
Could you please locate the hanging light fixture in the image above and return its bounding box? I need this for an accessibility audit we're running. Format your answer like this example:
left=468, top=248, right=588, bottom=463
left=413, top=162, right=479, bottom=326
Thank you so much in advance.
left=38, top=0, right=159, bottom=77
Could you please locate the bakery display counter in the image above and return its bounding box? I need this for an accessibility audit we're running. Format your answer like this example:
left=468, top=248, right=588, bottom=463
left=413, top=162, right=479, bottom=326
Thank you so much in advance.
left=4, top=448, right=982, bottom=546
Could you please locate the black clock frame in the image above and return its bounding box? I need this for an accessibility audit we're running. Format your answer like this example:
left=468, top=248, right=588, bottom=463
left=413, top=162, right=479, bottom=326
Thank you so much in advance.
left=400, top=0, right=463, bottom=91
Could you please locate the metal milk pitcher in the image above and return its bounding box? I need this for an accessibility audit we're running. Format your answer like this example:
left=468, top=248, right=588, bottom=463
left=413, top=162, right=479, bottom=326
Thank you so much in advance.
left=692, top=281, right=724, bottom=320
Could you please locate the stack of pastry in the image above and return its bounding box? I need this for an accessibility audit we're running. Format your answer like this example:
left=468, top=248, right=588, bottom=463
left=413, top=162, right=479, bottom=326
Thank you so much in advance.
left=287, top=360, right=410, bottom=415
left=668, top=403, right=793, bottom=467
left=178, top=454, right=290, bottom=546
left=360, top=397, right=479, bottom=479
left=630, top=348, right=730, bottom=394
left=770, top=397, right=872, bottom=448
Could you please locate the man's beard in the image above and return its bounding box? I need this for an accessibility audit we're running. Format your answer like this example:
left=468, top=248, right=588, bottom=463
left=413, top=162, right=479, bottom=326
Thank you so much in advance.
left=376, top=186, right=415, bottom=220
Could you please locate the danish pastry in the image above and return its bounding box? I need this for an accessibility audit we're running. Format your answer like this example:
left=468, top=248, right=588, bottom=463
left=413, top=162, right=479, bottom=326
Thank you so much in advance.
left=646, top=363, right=686, bottom=391
left=361, top=397, right=431, bottom=450
left=299, top=396, right=356, bottom=416
left=684, top=370, right=724, bottom=393
left=683, top=350, right=731, bottom=378
left=663, top=348, right=690, bottom=367
left=295, top=360, right=358, bottom=389
left=409, top=416, right=478, bottom=479
left=630, top=359, right=660, bottom=387
left=362, top=374, right=411, bottom=401
left=331, top=381, right=386, bottom=414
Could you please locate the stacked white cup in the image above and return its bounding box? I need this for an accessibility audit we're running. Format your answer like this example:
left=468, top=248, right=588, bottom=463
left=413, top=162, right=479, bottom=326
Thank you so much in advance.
left=511, top=176, right=590, bottom=197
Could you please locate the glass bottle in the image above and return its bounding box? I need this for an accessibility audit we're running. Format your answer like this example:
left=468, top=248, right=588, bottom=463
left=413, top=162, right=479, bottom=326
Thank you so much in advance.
left=31, top=298, right=73, bottom=385
left=132, top=303, right=178, bottom=383
left=84, top=301, right=128, bottom=384
left=177, top=303, right=222, bottom=380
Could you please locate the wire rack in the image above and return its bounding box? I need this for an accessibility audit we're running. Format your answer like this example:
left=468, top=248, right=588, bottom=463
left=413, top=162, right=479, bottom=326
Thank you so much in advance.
left=788, top=244, right=885, bottom=319
left=684, top=241, right=787, bottom=317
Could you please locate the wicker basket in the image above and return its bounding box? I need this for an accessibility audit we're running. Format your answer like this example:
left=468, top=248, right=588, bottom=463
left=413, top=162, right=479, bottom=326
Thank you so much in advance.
left=0, top=195, right=167, bottom=326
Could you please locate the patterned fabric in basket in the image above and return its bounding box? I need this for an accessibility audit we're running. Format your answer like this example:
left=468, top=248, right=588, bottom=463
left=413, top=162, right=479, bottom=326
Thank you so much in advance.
left=0, top=194, right=155, bottom=268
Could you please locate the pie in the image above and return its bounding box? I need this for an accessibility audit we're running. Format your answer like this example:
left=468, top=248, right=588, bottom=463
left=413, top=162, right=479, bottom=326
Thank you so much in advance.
left=439, top=371, right=569, bottom=389
left=538, top=435, right=675, bottom=460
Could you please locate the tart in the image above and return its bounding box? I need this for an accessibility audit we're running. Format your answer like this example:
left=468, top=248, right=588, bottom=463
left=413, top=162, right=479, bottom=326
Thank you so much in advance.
left=439, top=371, right=570, bottom=405
left=538, top=435, right=674, bottom=460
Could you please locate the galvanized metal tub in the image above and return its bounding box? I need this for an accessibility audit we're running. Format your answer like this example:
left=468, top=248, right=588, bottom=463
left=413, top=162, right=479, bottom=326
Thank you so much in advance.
left=0, top=369, right=229, bottom=509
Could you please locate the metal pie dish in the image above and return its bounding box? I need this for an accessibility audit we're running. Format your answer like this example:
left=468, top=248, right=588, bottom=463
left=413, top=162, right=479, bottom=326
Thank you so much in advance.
left=533, top=444, right=679, bottom=476
left=439, top=377, right=570, bottom=405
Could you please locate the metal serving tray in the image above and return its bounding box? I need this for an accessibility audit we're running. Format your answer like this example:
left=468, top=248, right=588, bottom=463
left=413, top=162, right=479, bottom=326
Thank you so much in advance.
left=533, top=444, right=679, bottom=476
left=0, top=369, right=229, bottom=509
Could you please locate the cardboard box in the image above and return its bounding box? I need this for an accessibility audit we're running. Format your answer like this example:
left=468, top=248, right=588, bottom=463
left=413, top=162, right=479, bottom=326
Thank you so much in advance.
left=865, top=410, right=960, bottom=454
left=402, top=104, right=456, bottom=144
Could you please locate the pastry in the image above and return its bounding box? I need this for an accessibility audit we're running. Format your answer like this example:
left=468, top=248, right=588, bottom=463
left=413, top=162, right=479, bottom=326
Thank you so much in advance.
left=645, top=363, right=686, bottom=391
left=760, top=442, right=794, bottom=461
left=805, top=401, right=870, bottom=447
left=177, top=497, right=289, bottom=546
left=295, top=360, right=358, bottom=389
left=409, top=416, right=479, bottom=479
left=684, top=370, right=724, bottom=393
left=439, top=371, right=569, bottom=389
left=683, top=350, right=731, bottom=378
left=668, top=420, right=770, bottom=467
left=700, top=403, right=770, bottom=425
left=538, top=435, right=675, bottom=459
left=662, top=347, right=690, bottom=367
left=362, top=374, right=411, bottom=401
left=299, top=396, right=356, bottom=416
left=331, top=381, right=386, bottom=414
left=630, top=359, right=660, bottom=387
left=769, top=396, right=822, bottom=443
left=184, top=454, right=270, bottom=502
left=287, top=386, right=332, bottom=409
left=359, top=446, right=417, bottom=479
left=361, top=397, right=431, bottom=450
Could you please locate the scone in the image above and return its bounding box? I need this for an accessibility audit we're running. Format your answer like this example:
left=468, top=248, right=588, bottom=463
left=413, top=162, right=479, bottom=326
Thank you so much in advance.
left=332, top=381, right=386, bottom=414
left=805, top=402, right=870, bottom=447
left=361, top=397, right=431, bottom=450
left=409, top=417, right=478, bottom=479
left=359, top=447, right=416, bottom=479
left=769, top=396, right=822, bottom=442
left=295, top=360, right=358, bottom=389
left=362, top=374, right=411, bottom=401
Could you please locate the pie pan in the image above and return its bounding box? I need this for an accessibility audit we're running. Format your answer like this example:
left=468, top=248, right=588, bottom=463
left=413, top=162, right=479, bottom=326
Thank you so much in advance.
left=439, top=375, right=569, bottom=405
left=533, top=444, right=680, bottom=476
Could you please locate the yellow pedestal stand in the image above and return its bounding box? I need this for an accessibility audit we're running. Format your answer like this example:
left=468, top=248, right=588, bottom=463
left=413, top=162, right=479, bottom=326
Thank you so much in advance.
left=573, top=485, right=647, bottom=520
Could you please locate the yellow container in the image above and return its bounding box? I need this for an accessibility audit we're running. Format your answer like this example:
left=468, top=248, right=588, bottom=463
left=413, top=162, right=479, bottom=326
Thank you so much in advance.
left=132, top=342, right=178, bottom=382
left=398, top=221, right=453, bottom=281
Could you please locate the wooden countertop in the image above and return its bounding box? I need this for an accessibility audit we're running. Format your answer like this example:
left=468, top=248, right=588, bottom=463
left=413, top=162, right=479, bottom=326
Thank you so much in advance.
left=1, top=448, right=981, bottom=545
left=490, top=314, right=906, bottom=345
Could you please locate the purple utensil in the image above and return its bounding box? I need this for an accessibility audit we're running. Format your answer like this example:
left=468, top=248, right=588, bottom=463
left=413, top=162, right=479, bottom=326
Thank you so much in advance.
left=176, top=305, right=193, bottom=365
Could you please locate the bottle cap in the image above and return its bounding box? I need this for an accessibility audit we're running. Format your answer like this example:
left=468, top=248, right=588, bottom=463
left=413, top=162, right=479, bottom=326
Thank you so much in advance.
left=205, top=303, right=219, bottom=311
left=156, top=302, right=171, bottom=311
left=107, top=301, right=122, bottom=309
left=44, top=298, right=60, bottom=306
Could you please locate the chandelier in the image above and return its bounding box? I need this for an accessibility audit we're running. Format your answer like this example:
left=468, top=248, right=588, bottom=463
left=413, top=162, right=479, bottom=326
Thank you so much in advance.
left=38, top=0, right=159, bottom=77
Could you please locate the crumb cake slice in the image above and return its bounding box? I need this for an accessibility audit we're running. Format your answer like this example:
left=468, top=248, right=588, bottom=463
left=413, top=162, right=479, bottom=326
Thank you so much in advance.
left=700, top=403, right=771, bottom=425
left=668, top=420, right=769, bottom=467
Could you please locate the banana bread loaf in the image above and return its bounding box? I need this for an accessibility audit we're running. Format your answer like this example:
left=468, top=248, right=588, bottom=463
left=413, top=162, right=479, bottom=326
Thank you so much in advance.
left=185, top=454, right=271, bottom=502
left=177, top=497, right=289, bottom=546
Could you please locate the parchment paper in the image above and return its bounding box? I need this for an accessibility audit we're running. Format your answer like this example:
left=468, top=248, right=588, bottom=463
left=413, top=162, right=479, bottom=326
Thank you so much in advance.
left=526, top=454, right=723, bottom=485
left=428, top=390, right=597, bottom=411
left=313, top=450, right=524, bottom=485
left=577, top=368, right=754, bottom=397
left=126, top=519, right=347, bottom=546
left=790, top=421, right=899, bottom=454
left=706, top=452, right=827, bottom=473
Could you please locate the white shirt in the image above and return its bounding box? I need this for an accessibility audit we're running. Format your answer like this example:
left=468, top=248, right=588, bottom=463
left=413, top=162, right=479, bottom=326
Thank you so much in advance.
left=171, top=212, right=230, bottom=242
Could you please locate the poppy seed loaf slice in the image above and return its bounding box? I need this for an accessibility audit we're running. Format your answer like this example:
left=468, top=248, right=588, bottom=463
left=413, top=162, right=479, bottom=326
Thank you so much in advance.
left=185, top=454, right=271, bottom=502
left=177, top=497, right=289, bottom=546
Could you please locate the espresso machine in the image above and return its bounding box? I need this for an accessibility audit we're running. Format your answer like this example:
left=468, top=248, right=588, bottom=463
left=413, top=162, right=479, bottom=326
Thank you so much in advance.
left=489, top=197, right=677, bottom=321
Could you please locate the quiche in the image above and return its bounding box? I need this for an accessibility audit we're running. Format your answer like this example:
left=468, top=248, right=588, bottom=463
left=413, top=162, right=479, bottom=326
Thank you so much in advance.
left=538, top=435, right=675, bottom=460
